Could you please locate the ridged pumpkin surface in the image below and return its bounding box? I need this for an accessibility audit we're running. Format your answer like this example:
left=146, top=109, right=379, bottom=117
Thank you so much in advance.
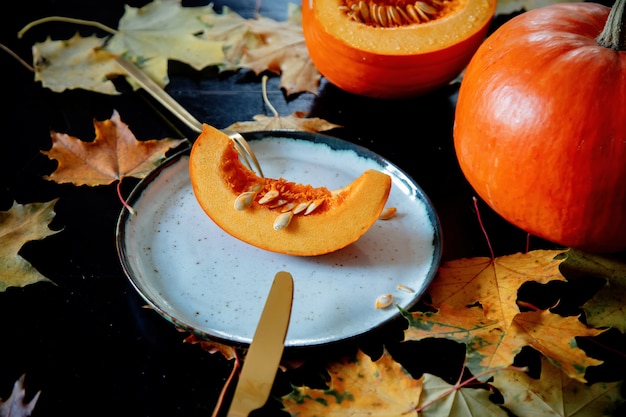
left=189, top=125, right=392, bottom=256
left=302, top=0, right=497, bottom=98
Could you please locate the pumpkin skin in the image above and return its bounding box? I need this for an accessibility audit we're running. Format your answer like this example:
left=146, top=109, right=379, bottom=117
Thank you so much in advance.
left=189, top=125, right=392, bottom=256
left=453, top=2, right=626, bottom=253
left=301, top=0, right=497, bottom=98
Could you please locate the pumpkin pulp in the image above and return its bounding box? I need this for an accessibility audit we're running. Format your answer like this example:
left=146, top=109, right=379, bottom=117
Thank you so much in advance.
left=189, top=125, right=392, bottom=256
left=302, top=0, right=497, bottom=98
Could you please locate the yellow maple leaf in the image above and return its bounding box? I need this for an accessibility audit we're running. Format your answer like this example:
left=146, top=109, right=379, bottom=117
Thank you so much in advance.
left=33, top=35, right=120, bottom=94
left=105, top=0, right=225, bottom=86
left=405, top=306, right=604, bottom=383
left=493, top=356, right=624, bottom=417
left=0, top=200, right=60, bottom=291
left=226, top=110, right=342, bottom=133
left=507, top=310, right=604, bottom=381
left=563, top=250, right=626, bottom=333
left=282, top=349, right=423, bottom=416
left=428, top=249, right=567, bottom=327
left=404, top=250, right=606, bottom=382
left=41, top=109, right=186, bottom=186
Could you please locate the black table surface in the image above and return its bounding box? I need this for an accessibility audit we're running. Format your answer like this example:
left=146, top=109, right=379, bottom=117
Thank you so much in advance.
left=1, top=1, right=623, bottom=416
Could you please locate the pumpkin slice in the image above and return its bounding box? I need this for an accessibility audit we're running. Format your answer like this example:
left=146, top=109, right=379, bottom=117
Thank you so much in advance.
left=189, top=125, right=392, bottom=256
left=302, top=0, right=497, bottom=98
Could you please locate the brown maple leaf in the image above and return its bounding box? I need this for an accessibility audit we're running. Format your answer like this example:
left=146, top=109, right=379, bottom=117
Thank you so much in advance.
left=0, top=200, right=60, bottom=292
left=42, top=109, right=187, bottom=186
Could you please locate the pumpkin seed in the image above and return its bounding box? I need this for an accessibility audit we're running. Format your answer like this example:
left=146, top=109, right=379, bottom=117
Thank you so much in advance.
left=293, top=201, right=311, bottom=214
left=378, top=207, right=397, bottom=220
left=273, top=211, right=294, bottom=231
left=234, top=191, right=257, bottom=210
left=304, top=199, right=324, bottom=215
left=341, top=0, right=446, bottom=27
left=397, top=284, right=415, bottom=293
left=258, top=189, right=279, bottom=204
left=375, top=293, right=394, bottom=309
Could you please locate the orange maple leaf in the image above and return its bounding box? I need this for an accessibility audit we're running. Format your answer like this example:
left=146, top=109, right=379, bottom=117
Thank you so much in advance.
left=42, top=110, right=187, bottom=186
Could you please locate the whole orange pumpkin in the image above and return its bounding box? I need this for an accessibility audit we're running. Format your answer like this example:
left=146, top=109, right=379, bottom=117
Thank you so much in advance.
left=453, top=0, right=626, bottom=253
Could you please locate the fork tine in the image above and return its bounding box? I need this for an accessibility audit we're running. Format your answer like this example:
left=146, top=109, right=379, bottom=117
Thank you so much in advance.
left=225, top=130, right=265, bottom=178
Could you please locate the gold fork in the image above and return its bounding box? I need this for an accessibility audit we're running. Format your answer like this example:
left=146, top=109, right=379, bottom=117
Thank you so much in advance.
left=114, top=56, right=264, bottom=178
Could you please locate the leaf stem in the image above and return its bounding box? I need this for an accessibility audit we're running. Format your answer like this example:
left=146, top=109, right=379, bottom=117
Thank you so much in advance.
left=261, top=75, right=280, bottom=118
left=18, top=16, right=118, bottom=38
left=473, top=196, right=495, bottom=260
left=415, top=365, right=528, bottom=413
left=117, top=180, right=137, bottom=216
left=212, top=349, right=241, bottom=417
left=0, top=43, right=34, bottom=72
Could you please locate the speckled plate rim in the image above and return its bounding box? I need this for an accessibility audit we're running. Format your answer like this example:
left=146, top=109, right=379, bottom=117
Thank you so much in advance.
left=116, top=130, right=442, bottom=348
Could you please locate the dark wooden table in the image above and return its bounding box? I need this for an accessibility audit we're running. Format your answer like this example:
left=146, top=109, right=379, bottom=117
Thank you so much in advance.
left=2, top=1, right=623, bottom=416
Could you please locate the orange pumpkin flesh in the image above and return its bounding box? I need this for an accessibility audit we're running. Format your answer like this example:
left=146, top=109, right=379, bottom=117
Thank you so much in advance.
left=302, top=0, right=497, bottom=98
left=189, top=125, right=392, bottom=256
left=453, top=1, right=626, bottom=253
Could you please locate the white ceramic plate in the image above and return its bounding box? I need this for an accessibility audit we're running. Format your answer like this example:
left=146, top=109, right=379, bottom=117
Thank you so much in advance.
left=116, top=131, right=442, bottom=347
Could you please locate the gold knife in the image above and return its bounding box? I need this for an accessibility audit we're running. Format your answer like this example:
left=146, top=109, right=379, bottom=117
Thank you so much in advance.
left=226, top=271, right=294, bottom=417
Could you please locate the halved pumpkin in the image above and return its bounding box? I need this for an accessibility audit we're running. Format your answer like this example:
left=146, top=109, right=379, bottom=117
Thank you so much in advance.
left=189, top=125, right=392, bottom=256
left=302, top=0, right=497, bottom=98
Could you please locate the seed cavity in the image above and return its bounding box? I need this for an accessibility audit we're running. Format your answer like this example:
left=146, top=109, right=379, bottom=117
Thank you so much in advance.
left=375, top=293, right=394, bottom=309
left=340, top=0, right=446, bottom=27
left=274, top=211, right=294, bottom=231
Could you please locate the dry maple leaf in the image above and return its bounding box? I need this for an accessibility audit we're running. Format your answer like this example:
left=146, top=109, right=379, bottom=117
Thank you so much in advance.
left=403, top=250, right=606, bottom=382
left=282, top=349, right=423, bottom=417
left=226, top=110, right=342, bottom=133
left=417, top=373, right=511, bottom=417
left=32, top=35, right=121, bottom=94
left=226, top=76, right=342, bottom=133
left=183, top=334, right=236, bottom=361
left=42, top=109, right=186, bottom=186
left=0, top=200, right=60, bottom=292
left=562, top=250, right=626, bottom=333
left=0, top=374, right=40, bottom=417
left=493, top=356, right=624, bottom=417
left=405, top=305, right=605, bottom=384
left=236, top=4, right=320, bottom=96
left=427, top=249, right=567, bottom=329
left=22, top=1, right=319, bottom=97
left=105, top=0, right=226, bottom=86
left=200, top=3, right=321, bottom=96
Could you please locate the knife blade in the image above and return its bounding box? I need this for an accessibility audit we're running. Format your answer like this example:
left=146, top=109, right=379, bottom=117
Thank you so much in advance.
left=226, top=271, right=294, bottom=417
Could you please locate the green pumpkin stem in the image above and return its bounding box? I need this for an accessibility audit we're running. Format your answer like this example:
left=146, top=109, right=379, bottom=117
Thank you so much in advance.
left=596, top=0, right=626, bottom=50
